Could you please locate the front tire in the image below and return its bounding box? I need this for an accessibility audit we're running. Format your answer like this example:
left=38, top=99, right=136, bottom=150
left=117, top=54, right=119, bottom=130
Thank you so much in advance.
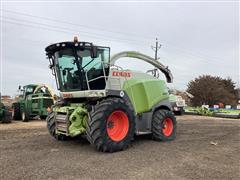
left=46, top=112, right=67, bottom=141
left=152, top=109, right=177, bottom=141
left=22, top=111, right=29, bottom=122
left=86, top=97, right=135, bottom=152
left=1, top=108, right=12, bottom=123
left=12, top=103, right=21, bottom=120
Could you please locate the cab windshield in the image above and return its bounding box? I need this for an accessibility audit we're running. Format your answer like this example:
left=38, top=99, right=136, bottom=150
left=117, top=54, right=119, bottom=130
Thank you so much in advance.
left=54, top=47, right=110, bottom=91
left=22, top=86, right=36, bottom=99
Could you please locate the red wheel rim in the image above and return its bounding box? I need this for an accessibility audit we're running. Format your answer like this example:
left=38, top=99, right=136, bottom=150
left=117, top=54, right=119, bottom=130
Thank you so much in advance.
left=107, top=110, right=129, bottom=142
left=162, top=118, right=174, bottom=137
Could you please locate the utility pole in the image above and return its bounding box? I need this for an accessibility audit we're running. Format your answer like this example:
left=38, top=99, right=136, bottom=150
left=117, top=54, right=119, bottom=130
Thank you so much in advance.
left=151, top=38, right=162, bottom=77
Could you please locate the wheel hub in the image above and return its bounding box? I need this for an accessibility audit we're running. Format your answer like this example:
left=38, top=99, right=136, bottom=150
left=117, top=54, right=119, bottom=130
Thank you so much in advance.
left=12, top=111, right=14, bottom=118
left=22, top=112, right=25, bottom=120
left=107, top=121, right=114, bottom=129
left=106, top=110, right=129, bottom=142
left=163, top=123, right=167, bottom=129
left=162, top=118, right=173, bottom=137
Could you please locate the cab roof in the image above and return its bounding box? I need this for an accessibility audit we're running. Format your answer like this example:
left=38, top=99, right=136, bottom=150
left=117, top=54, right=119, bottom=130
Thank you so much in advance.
left=45, top=41, right=94, bottom=57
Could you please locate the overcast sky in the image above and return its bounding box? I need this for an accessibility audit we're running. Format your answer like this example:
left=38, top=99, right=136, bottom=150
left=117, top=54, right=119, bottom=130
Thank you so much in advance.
left=0, top=0, right=239, bottom=96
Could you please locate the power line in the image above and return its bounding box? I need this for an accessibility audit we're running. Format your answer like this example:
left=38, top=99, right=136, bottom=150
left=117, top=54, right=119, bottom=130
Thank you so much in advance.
left=1, top=9, right=229, bottom=62
left=160, top=54, right=234, bottom=70
left=1, top=9, right=232, bottom=63
left=162, top=48, right=227, bottom=65
left=0, top=9, right=154, bottom=41
left=2, top=16, right=149, bottom=44
left=2, top=18, right=150, bottom=46
left=3, top=19, right=231, bottom=67
left=163, top=42, right=226, bottom=62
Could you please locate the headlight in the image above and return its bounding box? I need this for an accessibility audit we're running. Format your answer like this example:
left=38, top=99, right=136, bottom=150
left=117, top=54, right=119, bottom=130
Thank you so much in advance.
left=88, top=91, right=105, bottom=97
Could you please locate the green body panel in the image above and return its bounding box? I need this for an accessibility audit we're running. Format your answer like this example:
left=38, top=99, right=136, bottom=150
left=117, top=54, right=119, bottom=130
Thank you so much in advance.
left=123, top=79, right=169, bottom=113
left=0, top=94, right=4, bottom=119
left=28, top=94, right=53, bottom=116
left=54, top=104, right=88, bottom=137
left=68, top=106, right=88, bottom=136
left=18, top=97, right=49, bottom=117
left=169, top=94, right=177, bottom=103
left=0, top=106, right=5, bottom=120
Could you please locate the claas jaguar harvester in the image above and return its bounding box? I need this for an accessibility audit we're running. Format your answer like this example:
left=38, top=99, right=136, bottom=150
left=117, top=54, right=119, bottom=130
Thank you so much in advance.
left=45, top=37, right=177, bottom=152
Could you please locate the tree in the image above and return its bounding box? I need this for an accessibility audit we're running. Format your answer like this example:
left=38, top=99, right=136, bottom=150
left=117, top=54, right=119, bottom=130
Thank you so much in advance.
left=187, top=75, right=238, bottom=106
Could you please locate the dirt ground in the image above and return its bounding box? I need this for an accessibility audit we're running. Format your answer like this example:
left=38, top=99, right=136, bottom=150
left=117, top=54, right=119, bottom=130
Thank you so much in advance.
left=0, top=115, right=239, bottom=180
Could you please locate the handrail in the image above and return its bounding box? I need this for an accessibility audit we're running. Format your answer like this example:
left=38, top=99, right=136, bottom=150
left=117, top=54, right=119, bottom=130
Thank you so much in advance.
left=85, top=61, right=129, bottom=90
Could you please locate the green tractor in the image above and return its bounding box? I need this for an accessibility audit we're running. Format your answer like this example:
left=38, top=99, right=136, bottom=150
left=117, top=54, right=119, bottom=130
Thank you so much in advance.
left=0, top=93, right=12, bottom=123
left=12, top=84, right=55, bottom=121
left=45, top=38, right=177, bottom=152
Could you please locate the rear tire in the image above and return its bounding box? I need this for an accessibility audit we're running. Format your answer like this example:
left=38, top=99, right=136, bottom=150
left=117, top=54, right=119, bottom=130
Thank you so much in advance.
left=46, top=112, right=67, bottom=141
left=86, top=97, right=135, bottom=152
left=1, top=108, right=12, bottom=123
left=12, top=103, right=21, bottom=120
left=152, top=109, right=177, bottom=141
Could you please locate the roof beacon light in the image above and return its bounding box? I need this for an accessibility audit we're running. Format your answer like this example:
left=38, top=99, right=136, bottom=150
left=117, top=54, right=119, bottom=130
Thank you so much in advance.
left=73, top=36, right=78, bottom=43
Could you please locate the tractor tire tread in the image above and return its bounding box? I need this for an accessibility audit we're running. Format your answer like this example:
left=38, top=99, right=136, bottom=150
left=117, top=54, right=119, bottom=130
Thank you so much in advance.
left=86, top=97, right=135, bottom=152
left=12, top=103, right=21, bottom=120
left=152, top=109, right=177, bottom=142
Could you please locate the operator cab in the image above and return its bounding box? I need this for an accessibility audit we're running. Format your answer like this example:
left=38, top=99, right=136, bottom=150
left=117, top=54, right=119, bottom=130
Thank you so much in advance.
left=19, top=85, right=38, bottom=99
left=45, top=38, right=110, bottom=92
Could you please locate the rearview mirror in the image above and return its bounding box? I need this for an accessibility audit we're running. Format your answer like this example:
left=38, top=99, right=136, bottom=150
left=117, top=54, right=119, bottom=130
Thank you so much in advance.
left=91, top=46, right=98, bottom=58
left=62, top=70, right=66, bottom=76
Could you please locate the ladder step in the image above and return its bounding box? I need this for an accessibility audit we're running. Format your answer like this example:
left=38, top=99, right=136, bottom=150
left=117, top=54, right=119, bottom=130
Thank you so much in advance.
left=56, top=124, right=68, bottom=128
left=56, top=115, right=67, bottom=119
left=56, top=119, right=67, bottom=123
left=55, top=113, right=68, bottom=133
left=57, top=130, right=68, bottom=135
left=57, top=126, right=68, bottom=132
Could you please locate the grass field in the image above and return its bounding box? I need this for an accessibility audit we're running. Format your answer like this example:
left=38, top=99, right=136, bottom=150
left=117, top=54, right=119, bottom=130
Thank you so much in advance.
left=184, top=107, right=240, bottom=116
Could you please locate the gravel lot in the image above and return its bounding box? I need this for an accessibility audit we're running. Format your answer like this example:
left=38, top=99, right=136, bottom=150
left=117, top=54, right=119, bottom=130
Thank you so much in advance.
left=0, top=115, right=239, bottom=180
